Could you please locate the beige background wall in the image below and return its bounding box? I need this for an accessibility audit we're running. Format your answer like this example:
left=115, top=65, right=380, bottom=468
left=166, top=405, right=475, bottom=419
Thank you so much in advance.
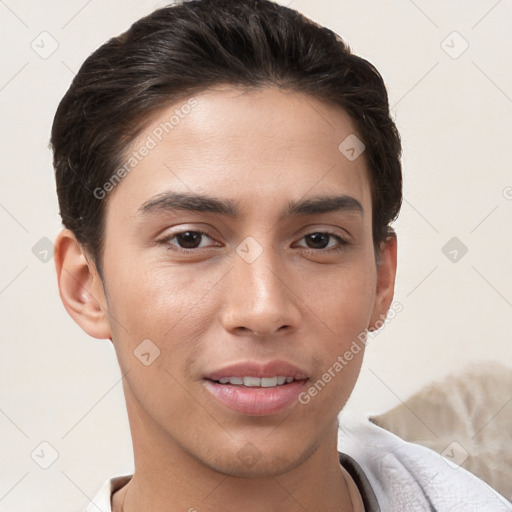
left=1, top=0, right=511, bottom=510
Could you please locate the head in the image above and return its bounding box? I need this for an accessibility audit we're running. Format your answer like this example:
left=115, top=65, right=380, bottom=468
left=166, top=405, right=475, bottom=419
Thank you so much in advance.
left=52, top=0, right=401, bottom=477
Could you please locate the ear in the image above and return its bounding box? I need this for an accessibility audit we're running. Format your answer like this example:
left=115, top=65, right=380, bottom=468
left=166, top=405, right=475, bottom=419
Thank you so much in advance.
left=368, top=232, right=398, bottom=332
left=54, top=229, right=111, bottom=340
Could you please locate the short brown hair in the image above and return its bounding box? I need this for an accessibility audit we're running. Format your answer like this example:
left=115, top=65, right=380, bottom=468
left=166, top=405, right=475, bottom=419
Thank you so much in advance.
left=50, top=0, right=402, bottom=270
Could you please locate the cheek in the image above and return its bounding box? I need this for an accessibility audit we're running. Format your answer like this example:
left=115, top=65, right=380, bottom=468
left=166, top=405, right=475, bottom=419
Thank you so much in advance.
left=103, top=263, right=219, bottom=426
left=301, top=259, right=375, bottom=396
left=104, top=258, right=227, bottom=377
left=106, top=258, right=222, bottom=331
left=305, top=257, right=376, bottom=337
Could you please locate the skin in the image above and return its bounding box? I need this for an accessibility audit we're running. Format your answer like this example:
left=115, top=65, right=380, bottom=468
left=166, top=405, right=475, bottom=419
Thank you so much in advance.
left=55, top=85, right=397, bottom=512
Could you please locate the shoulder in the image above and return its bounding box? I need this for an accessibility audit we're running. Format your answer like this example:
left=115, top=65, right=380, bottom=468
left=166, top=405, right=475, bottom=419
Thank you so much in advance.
left=83, top=474, right=132, bottom=512
left=337, top=411, right=511, bottom=512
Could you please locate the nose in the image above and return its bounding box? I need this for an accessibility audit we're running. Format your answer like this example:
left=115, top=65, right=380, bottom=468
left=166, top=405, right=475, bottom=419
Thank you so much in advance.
left=220, top=245, right=302, bottom=339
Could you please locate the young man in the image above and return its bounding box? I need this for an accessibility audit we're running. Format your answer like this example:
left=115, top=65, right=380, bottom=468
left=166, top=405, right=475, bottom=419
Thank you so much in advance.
left=50, top=0, right=510, bottom=510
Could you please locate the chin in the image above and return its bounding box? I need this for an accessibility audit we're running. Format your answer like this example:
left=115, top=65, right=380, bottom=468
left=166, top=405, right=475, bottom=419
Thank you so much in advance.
left=193, top=434, right=321, bottom=479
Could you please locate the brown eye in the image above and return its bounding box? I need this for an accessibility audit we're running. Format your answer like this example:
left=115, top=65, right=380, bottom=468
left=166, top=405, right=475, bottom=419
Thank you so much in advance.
left=175, top=231, right=203, bottom=249
left=295, top=231, right=348, bottom=251
left=161, top=230, right=219, bottom=251
left=305, top=233, right=330, bottom=249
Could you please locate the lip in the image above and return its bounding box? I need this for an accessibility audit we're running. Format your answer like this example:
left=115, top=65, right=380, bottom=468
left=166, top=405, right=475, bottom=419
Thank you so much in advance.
left=205, top=360, right=309, bottom=381
left=203, top=360, right=309, bottom=416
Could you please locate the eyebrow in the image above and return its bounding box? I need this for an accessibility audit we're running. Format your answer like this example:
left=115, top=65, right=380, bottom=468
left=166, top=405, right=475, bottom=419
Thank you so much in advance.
left=138, top=192, right=363, bottom=219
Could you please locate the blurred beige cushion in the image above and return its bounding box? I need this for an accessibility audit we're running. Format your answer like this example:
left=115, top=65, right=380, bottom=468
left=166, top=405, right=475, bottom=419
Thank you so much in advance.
left=369, top=361, right=512, bottom=500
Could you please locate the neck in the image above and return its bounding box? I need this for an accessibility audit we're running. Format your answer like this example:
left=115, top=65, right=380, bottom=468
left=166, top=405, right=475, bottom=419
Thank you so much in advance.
left=116, top=387, right=359, bottom=512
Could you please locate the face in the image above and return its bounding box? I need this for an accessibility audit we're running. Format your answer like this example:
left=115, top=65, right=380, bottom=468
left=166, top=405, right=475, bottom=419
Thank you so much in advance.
left=77, top=86, right=395, bottom=477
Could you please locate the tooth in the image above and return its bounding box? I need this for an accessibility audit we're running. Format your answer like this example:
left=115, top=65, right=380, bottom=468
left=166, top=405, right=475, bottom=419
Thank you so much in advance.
left=261, top=377, right=278, bottom=387
left=217, top=376, right=294, bottom=387
left=243, top=376, right=261, bottom=387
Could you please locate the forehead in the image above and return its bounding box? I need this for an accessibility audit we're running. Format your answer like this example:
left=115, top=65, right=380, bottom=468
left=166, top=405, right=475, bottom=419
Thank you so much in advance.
left=107, top=85, right=372, bottom=218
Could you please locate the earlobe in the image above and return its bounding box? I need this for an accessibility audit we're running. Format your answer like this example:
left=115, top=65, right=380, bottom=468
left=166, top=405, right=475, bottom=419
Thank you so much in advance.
left=54, top=229, right=111, bottom=340
left=368, top=233, right=398, bottom=332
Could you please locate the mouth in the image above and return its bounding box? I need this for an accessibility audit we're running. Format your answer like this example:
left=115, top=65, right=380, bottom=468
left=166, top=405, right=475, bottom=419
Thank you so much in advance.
left=203, top=360, right=309, bottom=416
left=211, top=376, right=299, bottom=387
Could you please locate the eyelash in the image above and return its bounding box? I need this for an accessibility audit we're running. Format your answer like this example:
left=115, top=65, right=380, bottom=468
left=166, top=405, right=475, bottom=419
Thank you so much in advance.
left=159, top=229, right=349, bottom=254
